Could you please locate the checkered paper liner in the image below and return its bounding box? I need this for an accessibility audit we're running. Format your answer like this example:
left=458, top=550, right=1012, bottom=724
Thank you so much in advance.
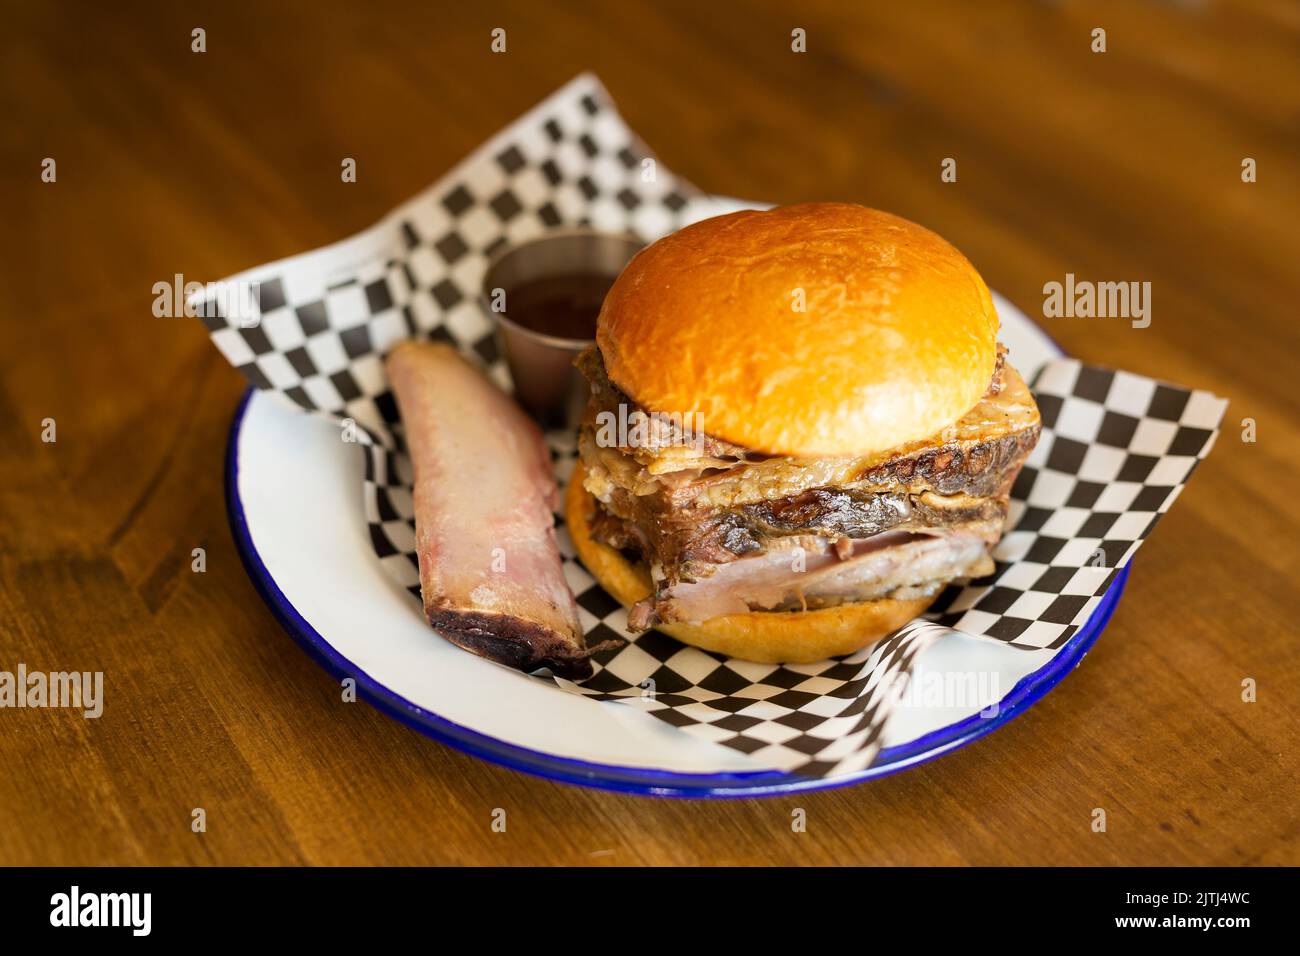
left=199, top=74, right=1227, bottom=779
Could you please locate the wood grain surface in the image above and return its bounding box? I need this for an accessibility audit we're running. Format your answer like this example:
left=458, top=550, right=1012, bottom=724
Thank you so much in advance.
left=2, top=0, right=1297, bottom=866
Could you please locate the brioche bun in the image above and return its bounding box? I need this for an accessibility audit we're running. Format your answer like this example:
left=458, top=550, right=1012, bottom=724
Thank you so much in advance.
left=565, top=465, right=936, bottom=664
left=596, top=202, right=999, bottom=457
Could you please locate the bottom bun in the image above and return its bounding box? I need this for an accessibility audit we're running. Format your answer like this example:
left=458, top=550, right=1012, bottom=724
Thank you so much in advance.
left=565, top=464, right=938, bottom=664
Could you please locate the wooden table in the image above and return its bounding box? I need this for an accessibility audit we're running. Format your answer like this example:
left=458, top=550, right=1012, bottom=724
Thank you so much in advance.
left=2, top=0, right=1297, bottom=866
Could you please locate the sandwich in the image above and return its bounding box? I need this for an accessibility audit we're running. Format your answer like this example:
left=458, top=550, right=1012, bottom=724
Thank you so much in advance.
left=566, top=202, right=1041, bottom=663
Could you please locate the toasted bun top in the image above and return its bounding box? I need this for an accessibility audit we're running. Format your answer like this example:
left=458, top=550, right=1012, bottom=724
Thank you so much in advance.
left=596, top=203, right=1000, bottom=457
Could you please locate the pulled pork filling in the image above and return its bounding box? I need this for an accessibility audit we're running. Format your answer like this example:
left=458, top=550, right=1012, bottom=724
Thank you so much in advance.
left=575, top=346, right=1041, bottom=631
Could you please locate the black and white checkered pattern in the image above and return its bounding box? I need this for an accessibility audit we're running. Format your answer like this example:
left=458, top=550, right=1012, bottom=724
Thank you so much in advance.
left=199, top=74, right=1227, bottom=779
left=927, top=362, right=1226, bottom=651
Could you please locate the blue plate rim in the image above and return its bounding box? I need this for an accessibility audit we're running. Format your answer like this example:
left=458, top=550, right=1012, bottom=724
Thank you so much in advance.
left=224, top=391, right=1129, bottom=798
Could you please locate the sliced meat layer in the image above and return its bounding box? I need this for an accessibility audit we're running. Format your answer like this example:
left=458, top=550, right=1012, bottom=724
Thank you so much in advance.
left=588, top=481, right=1007, bottom=582
left=629, top=525, right=997, bottom=630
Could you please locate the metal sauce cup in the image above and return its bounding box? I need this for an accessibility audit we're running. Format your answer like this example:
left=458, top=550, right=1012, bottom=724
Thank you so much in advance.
left=482, top=229, right=642, bottom=427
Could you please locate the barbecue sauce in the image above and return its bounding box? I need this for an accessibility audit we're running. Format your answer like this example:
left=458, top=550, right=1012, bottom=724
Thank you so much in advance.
left=505, top=273, right=613, bottom=341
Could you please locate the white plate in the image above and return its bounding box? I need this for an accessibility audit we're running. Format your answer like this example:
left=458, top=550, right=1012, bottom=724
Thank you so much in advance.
left=225, top=294, right=1128, bottom=796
